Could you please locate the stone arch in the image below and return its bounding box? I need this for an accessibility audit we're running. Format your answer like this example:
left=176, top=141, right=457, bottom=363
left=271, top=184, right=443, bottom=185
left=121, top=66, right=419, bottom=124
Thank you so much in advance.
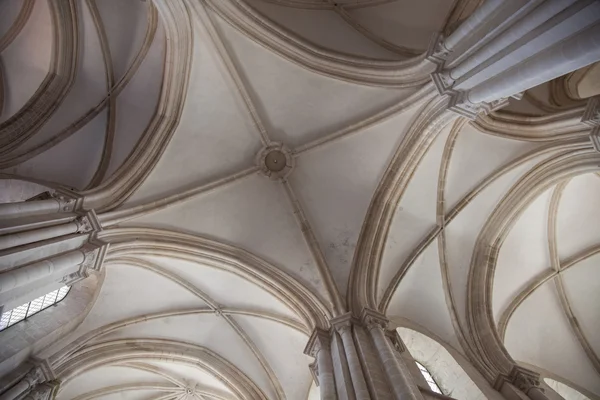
left=96, top=227, right=332, bottom=329
left=467, top=149, right=600, bottom=382
left=53, top=339, right=268, bottom=400
left=390, top=317, right=504, bottom=400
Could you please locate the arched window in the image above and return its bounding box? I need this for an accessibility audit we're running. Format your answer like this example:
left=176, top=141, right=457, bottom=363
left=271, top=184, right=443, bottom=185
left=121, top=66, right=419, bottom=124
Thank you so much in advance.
left=544, top=378, right=591, bottom=400
left=0, top=286, right=71, bottom=331
left=416, top=361, right=443, bottom=394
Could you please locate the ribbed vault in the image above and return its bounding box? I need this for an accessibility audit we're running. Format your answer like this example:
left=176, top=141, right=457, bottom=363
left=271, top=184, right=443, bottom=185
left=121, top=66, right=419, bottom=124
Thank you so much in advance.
left=1, top=0, right=599, bottom=399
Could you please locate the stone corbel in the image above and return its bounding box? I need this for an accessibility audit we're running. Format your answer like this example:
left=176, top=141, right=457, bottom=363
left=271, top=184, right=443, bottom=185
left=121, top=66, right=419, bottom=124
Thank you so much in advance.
left=581, top=97, right=600, bottom=152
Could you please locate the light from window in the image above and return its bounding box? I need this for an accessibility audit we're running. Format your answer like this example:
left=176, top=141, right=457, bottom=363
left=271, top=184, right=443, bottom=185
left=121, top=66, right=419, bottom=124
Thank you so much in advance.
left=417, top=361, right=443, bottom=394
left=0, top=286, right=70, bottom=332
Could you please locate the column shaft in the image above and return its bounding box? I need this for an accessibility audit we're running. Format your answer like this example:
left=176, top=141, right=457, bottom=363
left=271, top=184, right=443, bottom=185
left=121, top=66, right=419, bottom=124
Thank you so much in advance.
left=317, top=347, right=337, bottom=400
left=0, top=250, right=85, bottom=295
left=450, top=0, right=579, bottom=80
left=468, top=23, right=600, bottom=104
left=338, top=327, right=370, bottom=400
left=369, top=325, right=422, bottom=400
left=0, top=221, right=79, bottom=251
left=0, top=381, right=30, bottom=400
left=0, top=199, right=61, bottom=219
left=0, top=368, right=43, bottom=400
left=444, top=0, right=506, bottom=51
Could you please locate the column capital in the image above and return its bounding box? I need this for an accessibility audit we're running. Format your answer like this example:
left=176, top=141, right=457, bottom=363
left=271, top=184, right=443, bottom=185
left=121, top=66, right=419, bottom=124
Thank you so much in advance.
left=330, top=312, right=359, bottom=334
left=448, top=90, right=510, bottom=120
left=22, top=366, right=45, bottom=387
left=510, top=367, right=542, bottom=395
left=426, top=32, right=451, bottom=64
left=581, top=96, right=600, bottom=128
left=50, top=192, right=78, bottom=213
left=24, top=381, right=59, bottom=400
left=304, top=328, right=331, bottom=357
left=494, top=366, right=542, bottom=394
left=360, top=308, right=388, bottom=331
left=582, top=97, right=600, bottom=152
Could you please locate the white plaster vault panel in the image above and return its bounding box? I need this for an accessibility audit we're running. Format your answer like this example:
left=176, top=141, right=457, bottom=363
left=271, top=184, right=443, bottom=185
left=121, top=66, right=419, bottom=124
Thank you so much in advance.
left=346, top=0, right=455, bottom=51
left=0, top=0, right=52, bottom=123
left=211, top=10, right=414, bottom=148
left=506, top=281, right=600, bottom=395
left=244, top=0, right=401, bottom=60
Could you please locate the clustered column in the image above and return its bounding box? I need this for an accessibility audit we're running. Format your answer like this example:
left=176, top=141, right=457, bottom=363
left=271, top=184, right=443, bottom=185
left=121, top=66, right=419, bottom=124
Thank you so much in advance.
left=0, top=191, right=105, bottom=314
left=427, top=0, right=600, bottom=118
left=361, top=310, right=423, bottom=400
left=305, top=310, right=426, bottom=400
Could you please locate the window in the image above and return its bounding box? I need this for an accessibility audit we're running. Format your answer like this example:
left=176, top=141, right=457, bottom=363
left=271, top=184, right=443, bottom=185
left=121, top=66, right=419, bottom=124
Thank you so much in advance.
left=0, top=286, right=71, bottom=332
left=417, top=361, right=443, bottom=394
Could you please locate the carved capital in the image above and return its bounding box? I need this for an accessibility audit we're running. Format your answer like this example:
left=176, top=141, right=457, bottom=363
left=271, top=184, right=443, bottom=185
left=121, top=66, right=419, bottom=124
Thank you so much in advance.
left=75, top=216, right=93, bottom=233
left=51, top=192, right=76, bottom=213
left=448, top=91, right=510, bottom=119
left=582, top=97, right=600, bottom=152
left=360, top=308, right=388, bottom=331
left=509, top=366, right=542, bottom=394
left=426, top=32, right=451, bottom=64
left=23, top=366, right=45, bottom=387
left=582, top=96, right=600, bottom=128
left=24, top=381, right=59, bottom=400
left=431, top=69, right=455, bottom=95
left=331, top=313, right=358, bottom=335
left=591, top=127, right=600, bottom=153
left=304, top=328, right=331, bottom=357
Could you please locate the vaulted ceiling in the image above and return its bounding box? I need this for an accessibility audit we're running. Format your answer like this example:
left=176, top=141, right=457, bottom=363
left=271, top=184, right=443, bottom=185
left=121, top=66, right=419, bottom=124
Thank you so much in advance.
left=1, top=1, right=599, bottom=400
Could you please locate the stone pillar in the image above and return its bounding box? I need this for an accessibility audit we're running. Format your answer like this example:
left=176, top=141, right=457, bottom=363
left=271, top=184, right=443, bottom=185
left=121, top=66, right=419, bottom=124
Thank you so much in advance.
left=428, top=0, right=600, bottom=119
left=0, top=192, right=76, bottom=220
left=332, top=314, right=370, bottom=400
left=449, top=0, right=580, bottom=82
left=362, top=309, right=424, bottom=400
left=467, top=23, right=600, bottom=104
left=305, top=329, right=337, bottom=400
left=0, top=366, right=44, bottom=400
left=0, top=199, right=61, bottom=219
left=0, top=204, right=106, bottom=312
left=0, top=218, right=88, bottom=251
left=0, top=250, right=86, bottom=295
left=443, top=0, right=505, bottom=51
